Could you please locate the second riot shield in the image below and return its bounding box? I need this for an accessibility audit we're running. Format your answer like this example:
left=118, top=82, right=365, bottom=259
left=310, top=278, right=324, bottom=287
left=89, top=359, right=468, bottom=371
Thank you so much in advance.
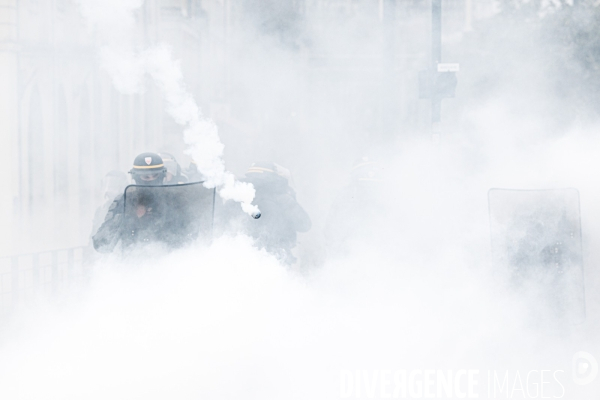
left=488, top=188, right=585, bottom=324
left=122, top=182, right=215, bottom=249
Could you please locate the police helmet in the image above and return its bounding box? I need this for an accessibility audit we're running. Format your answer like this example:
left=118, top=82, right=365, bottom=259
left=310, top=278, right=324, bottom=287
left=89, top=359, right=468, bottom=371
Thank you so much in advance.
left=246, top=161, right=277, bottom=176
left=188, top=159, right=198, bottom=173
left=157, top=152, right=182, bottom=178
left=247, top=162, right=291, bottom=180
left=129, top=152, right=166, bottom=185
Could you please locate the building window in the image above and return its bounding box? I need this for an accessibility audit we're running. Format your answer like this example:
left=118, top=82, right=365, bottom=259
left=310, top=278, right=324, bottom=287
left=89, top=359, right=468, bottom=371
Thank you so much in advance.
left=110, top=89, right=120, bottom=169
left=79, top=87, right=92, bottom=212
left=54, top=87, right=69, bottom=199
left=161, top=0, right=183, bottom=9
left=28, top=88, right=44, bottom=215
left=161, top=0, right=188, bottom=16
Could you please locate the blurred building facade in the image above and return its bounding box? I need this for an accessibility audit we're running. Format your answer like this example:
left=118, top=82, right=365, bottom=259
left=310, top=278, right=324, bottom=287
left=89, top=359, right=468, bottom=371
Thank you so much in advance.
left=0, top=0, right=206, bottom=254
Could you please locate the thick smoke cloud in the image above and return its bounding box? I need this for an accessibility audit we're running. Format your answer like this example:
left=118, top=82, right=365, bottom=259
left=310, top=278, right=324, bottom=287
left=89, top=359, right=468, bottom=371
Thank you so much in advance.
left=1, top=1, right=600, bottom=399
left=0, top=235, right=590, bottom=399
left=77, top=0, right=259, bottom=216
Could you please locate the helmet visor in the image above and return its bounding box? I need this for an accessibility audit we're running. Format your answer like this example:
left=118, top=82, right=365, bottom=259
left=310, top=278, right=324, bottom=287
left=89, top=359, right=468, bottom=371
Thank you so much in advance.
left=139, top=173, right=161, bottom=182
left=164, top=160, right=178, bottom=176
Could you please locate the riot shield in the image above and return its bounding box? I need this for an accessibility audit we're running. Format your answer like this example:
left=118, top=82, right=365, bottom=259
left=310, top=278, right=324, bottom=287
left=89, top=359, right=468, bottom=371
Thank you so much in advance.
left=122, top=182, right=215, bottom=249
left=488, top=188, right=585, bottom=324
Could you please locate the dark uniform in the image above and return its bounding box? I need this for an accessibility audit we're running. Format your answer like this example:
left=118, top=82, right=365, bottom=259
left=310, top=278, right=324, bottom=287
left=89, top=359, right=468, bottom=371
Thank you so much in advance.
left=186, top=160, right=202, bottom=183
left=241, top=162, right=311, bottom=264
left=93, top=152, right=168, bottom=253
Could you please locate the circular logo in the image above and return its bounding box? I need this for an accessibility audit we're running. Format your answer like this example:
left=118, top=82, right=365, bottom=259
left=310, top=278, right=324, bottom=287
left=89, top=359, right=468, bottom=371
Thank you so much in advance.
left=573, top=352, right=598, bottom=385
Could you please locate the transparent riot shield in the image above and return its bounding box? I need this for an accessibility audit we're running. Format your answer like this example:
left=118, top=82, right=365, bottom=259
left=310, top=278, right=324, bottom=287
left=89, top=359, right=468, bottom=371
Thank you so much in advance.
left=122, top=182, right=215, bottom=249
left=488, top=189, right=585, bottom=323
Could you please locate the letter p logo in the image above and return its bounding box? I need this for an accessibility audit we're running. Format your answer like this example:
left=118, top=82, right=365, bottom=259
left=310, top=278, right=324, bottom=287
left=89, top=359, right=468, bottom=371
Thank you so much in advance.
left=573, top=352, right=598, bottom=385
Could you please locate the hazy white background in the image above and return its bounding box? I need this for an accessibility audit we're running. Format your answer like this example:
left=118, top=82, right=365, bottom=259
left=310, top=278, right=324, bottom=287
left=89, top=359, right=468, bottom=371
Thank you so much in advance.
left=1, top=0, right=600, bottom=398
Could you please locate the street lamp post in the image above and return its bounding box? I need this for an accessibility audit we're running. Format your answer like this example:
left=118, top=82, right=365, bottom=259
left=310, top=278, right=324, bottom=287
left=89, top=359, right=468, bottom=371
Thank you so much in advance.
left=419, top=0, right=458, bottom=142
left=431, top=0, right=442, bottom=139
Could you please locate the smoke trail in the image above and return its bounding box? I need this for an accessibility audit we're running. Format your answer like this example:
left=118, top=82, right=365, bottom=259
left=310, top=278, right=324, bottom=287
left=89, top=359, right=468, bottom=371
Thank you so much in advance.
left=77, top=0, right=260, bottom=217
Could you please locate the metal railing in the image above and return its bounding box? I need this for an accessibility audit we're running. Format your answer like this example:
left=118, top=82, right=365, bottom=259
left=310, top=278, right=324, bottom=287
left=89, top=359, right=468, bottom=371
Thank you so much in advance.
left=0, top=246, right=90, bottom=319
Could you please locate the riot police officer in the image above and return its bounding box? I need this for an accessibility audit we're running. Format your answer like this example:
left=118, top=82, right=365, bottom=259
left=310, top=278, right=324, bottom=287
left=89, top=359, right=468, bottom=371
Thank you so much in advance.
left=241, top=162, right=311, bottom=264
left=93, top=152, right=167, bottom=253
left=186, top=159, right=202, bottom=183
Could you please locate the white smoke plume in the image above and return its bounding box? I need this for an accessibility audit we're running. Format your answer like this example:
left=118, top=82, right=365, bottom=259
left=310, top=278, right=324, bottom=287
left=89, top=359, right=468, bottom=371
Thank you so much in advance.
left=3, top=2, right=600, bottom=399
left=77, top=0, right=259, bottom=217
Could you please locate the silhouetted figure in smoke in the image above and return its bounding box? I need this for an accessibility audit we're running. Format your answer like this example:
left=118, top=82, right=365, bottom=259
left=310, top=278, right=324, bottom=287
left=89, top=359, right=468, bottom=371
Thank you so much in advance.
left=507, top=212, right=579, bottom=279
left=324, top=156, right=385, bottom=254
left=504, top=209, right=584, bottom=321
left=158, top=152, right=188, bottom=185
left=93, top=152, right=168, bottom=253
left=186, top=159, right=202, bottom=183
left=240, top=162, right=311, bottom=264
left=90, top=170, right=129, bottom=239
